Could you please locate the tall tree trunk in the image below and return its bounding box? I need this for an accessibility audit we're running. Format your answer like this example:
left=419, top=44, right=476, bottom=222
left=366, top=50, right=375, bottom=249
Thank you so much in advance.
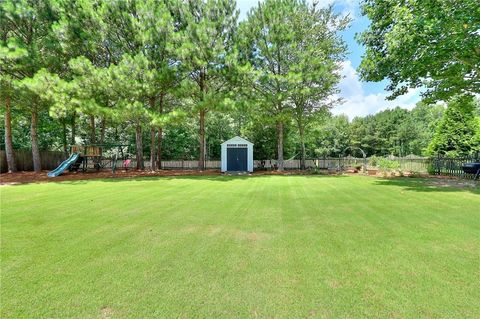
left=149, top=97, right=156, bottom=171
left=135, top=123, right=144, bottom=170
left=198, top=69, right=206, bottom=171
left=277, top=121, right=284, bottom=171
left=4, top=93, right=17, bottom=173
left=89, top=115, right=96, bottom=144
left=70, top=111, right=76, bottom=145
left=100, top=117, right=106, bottom=145
left=150, top=128, right=156, bottom=171
left=156, top=94, right=164, bottom=169
left=31, top=108, right=41, bottom=173
left=115, top=126, right=124, bottom=159
left=299, top=124, right=306, bottom=170
left=62, top=119, right=68, bottom=157
left=157, top=127, right=163, bottom=169
left=99, top=117, right=106, bottom=156
left=199, top=109, right=206, bottom=170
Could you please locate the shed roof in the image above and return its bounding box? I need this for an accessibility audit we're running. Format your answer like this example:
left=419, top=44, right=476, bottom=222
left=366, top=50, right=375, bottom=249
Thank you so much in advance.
left=221, top=136, right=254, bottom=145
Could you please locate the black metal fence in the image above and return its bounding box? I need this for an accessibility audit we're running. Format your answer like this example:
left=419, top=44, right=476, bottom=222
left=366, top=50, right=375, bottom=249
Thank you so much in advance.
left=431, top=155, right=480, bottom=179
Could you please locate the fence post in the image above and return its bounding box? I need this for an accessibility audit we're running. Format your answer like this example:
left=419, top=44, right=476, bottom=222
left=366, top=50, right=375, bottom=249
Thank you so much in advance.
left=436, top=154, right=440, bottom=175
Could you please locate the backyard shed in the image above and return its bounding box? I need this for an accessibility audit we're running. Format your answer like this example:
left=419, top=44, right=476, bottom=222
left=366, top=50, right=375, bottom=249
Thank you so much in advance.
left=221, top=136, right=254, bottom=172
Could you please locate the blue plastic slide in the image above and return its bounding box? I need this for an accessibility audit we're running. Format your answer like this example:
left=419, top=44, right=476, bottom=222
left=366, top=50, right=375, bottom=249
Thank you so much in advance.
left=47, top=153, right=80, bottom=177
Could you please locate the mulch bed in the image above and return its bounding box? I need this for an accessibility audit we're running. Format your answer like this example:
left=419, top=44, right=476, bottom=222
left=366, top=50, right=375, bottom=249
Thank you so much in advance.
left=0, top=169, right=315, bottom=185
left=0, top=169, right=221, bottom=185
left=1, top=169, right=477, bottom=186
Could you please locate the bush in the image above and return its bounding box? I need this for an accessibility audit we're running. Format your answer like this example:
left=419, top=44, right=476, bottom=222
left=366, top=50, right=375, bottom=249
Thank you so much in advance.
left=310, top=167, right=329, bottom=175
left=377, top=158, right=400, bottom=171
left=427, top=163, right=436, bottom=175
left=409, top=171, right=421, bottom=178
left=369, top=155, right=378, bottom=167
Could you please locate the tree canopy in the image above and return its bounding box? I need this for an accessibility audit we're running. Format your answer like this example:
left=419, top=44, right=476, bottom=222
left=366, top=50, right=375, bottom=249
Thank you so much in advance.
left=1, top=0, right=479, bottom=175
left=357, top=0, right=480, bottom=102
left=427, top=96, right=480, bottom=156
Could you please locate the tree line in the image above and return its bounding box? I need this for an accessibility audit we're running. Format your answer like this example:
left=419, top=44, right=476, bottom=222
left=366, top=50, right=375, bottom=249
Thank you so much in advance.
left=1, top=0, right=349, bottom=173
left=315, top=98, right=479, bottom=158
left=2, top=0, right=479, bottom=174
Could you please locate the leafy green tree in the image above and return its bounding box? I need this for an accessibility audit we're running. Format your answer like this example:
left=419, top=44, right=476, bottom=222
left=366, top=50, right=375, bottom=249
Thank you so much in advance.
left=289, top=4, right=349, bottom=169
left=133, top=0, right=179, bottom=170
left=0, top=29, right=27, bottom=172
left=357, top=0, right=480, bottom=102
left=239, top=0, right=298, bottom=170
left=313, top=115, right=350, bottom=157
left=161, top=118, right=198, bottom=160
left=53, top=0, right=182, bottom=170
left=53, top=0, right=116, bottom=146
left=240, top=0, right=346, bottom=170
left=107, top=54, right=157, bottom=170
left=407, top=102, right=444, bottom=155
left=349, top=115, right=377, bottom=156
left=427, top=96, right=480, bottom=156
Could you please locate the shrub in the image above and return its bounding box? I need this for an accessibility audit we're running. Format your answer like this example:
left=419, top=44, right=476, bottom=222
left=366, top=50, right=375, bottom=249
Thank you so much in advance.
left=310, top=167, right=328, bottom=175
left=427, top=163, right=436, bottom=175
left=369, top=155, right=378, bottom=167
left=377, top=158, right=400, bottom=171
left=409, top=171, right=421, bottom=178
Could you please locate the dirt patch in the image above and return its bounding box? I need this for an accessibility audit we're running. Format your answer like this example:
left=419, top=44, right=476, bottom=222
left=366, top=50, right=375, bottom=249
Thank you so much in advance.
left=232, top=229, right=270, bottom=243
left=100, top=306, right=113, bottom=319
left=326, top=279, right=342, bottom=289
left=179, top=225, right=270, bottom=244
left=426, top=178, right=478, bottom=188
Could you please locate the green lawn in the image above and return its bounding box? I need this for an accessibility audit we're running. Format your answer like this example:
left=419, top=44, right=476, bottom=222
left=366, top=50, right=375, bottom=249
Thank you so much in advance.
left=1, top=176, right=479, bottom=318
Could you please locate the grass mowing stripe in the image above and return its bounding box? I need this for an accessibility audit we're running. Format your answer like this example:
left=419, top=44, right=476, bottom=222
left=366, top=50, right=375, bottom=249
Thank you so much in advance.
left=1, top=176, right=479, bottom=318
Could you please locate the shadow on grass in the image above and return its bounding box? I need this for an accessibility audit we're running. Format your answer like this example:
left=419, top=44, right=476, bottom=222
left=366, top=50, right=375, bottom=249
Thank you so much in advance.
left=5, top=172, right=350, bottom=186
left=373, top=177, right=479, bottom=194
left=61, top=173, right=350, bottom=184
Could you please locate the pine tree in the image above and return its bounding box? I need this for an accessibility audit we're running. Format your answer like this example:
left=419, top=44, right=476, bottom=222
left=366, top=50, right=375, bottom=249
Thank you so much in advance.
left=1, top=0, right=61, bottom=172
left=177, top=0, right=238, bottom=170
left=239, top=0, right=348, bottom=170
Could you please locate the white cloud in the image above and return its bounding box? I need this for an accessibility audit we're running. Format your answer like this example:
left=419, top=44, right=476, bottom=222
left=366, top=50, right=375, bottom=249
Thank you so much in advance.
left=332, top=61, right=421, bottom=119
left=237, top=0, right=357, bottom=20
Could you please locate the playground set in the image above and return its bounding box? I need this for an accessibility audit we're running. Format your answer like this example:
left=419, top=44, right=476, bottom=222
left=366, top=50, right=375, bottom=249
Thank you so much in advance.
left=47, top=144, right=131, bottom=177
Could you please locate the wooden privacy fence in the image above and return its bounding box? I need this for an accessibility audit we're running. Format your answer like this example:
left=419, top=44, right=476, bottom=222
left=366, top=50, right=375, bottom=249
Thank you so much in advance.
left=137, top=157, right=429, bottom=171
left=0, top=150, right=65, bottom=173
left=159, top=160, right=221, bottom=170
left=2, top=150, right=479, bottom=179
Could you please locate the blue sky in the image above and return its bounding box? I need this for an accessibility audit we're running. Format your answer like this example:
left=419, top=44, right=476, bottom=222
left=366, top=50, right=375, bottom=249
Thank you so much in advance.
left=236, top=0, right=422, bottom=119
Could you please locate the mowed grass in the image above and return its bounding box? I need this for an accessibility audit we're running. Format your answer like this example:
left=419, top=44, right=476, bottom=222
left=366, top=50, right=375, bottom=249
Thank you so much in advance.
left=1, top=176, right=479, bottom=318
